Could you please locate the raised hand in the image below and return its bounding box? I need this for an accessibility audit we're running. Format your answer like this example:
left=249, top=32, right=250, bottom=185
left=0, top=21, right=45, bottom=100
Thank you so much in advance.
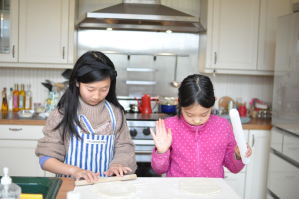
left=150, top=119, right=172, bottom=154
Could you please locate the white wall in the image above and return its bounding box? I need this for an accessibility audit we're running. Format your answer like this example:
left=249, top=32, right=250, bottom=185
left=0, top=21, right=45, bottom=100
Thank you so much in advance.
left=0, top=67, right=273, bottom=110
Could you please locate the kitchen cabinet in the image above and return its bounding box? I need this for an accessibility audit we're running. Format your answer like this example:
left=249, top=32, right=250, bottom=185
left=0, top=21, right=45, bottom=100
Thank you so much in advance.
left=0, top=0, right=76, bottom=68
left=0, top=0, right=18, bottom=62
left=199, top=0, right=293, bottom=75
left=224, top=129, right=248, bottom=198
left=244, top=130, right=271, bottom=199
left=0, top=124, right=45, bottom=177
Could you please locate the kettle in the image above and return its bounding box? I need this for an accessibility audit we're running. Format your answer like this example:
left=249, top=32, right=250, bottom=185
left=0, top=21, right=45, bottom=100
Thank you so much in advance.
left=135, top=94, right=158, bottom=114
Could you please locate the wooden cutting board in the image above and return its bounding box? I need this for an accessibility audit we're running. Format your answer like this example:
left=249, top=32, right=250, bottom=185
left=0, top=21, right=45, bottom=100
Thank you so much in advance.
left=218, top=96, right=234, bottom=108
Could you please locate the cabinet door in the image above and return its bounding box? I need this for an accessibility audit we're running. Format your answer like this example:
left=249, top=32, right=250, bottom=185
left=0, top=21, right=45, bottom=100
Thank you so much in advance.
left=224, top=172, right=246, bottom=198
left=211, top=0, right=260, bottom=70
left=0, top=0, right=18, bottom=62
left=244, top=130, right=270, bottom=199
left=257, top=0, right=293, bottom=71
left=0, top=140, right=44, bottom=177
left=19, top=0, right=69, bottom=63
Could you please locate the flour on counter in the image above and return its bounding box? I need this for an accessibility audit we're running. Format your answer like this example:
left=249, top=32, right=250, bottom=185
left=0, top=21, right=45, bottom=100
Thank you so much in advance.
left=179, top=179, right=222, bottom=195
left=93, top=181, right=136, bottom=198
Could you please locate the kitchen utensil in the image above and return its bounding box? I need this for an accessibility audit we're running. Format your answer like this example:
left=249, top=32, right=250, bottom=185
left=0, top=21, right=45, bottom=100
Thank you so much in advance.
left=229, top=109, right=250, bottom=164
left=159, top=96, right=177, bottom=113
left=218, top=96, right=234, bottom=109
left=171, top=55, right=181, bottom=88
left=61, top=69, right=72, bottom=80
left=75, top=174, right=137, bottom=186
left=17, top=110, right=36, bottom=118
left=130, top=104, right=139, bottom=113
left=41, top=82, right=52, bottom=91
left=135, top=94, right=158, bottom=114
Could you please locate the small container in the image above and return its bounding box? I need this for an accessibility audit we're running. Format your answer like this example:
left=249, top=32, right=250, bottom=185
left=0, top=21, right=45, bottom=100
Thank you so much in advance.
left=238, top=105, right=247, bottom=117
left=17, top=110, right=36, bottom=118
left=228, top=100, right=234, bottom=113
left=0, top=167, right=21, bottom=199
left=34, top=103, right=41, bottom=111
left=211, top=108, right=219, bottom=115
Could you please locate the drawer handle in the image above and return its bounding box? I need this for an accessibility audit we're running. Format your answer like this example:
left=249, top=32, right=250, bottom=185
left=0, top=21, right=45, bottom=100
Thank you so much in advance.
left=252, top=135, right=255, bottom=147
left=9, top=128, right=22, bottom=131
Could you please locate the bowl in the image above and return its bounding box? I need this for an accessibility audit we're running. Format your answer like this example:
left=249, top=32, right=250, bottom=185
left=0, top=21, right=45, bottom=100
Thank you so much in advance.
left=17, top=110, right=36, bottom=118
left=161, top=104, right=177, bottom=113
left=159, top=96, right=177, bottom=106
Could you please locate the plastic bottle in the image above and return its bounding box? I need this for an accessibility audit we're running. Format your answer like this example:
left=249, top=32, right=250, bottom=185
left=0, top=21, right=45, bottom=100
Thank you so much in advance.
left=13, top=84, right=19, bottom=112
left=25, top=84, right=32, bottom=110
left=1, top=87, right=8, bottom=111
left=19, top=84, right=25, bottom=111
left=0, top=167, right=21, bottom=199
left=8, top=88, right=13, bottom=111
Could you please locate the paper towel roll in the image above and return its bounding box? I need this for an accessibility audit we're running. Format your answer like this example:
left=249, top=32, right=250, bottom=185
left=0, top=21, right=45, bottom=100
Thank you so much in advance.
left=229, top=109, right=250, bottom=164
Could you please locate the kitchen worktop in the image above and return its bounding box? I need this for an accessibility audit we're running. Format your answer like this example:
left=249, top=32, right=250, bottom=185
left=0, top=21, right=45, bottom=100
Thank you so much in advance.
left=0, top=111, right=272, bottom=130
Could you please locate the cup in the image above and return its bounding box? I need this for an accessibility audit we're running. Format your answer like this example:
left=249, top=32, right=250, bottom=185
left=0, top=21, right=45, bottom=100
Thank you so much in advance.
left=238, top=105, right=247, bottom=117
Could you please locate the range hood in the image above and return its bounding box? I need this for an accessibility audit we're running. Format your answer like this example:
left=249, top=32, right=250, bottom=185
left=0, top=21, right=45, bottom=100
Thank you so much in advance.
left=75, top=0, right=205, bottom=33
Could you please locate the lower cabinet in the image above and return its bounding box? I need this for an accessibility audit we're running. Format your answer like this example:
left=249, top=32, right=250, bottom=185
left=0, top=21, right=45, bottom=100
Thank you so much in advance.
left=0, top=125, right=47, bottom=177
left=224, top=172, right=246, bottom=198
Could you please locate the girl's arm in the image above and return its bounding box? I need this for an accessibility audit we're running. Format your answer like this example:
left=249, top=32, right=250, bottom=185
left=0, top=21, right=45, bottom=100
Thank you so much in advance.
left=151, top=147, right=171, bottom=175
left=43, top=158, right=100, bottom=183
left=223, top=125, right=245, bottom=173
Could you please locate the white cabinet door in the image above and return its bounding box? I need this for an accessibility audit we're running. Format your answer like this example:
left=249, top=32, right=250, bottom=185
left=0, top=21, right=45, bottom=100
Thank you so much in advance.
left=210, top=0, right=260, bottom=70
left=257, top=0, right=293, bottom=71
left=19, top=0, right=69, bottom=63
left=0, top=140, right=44, bottom=177
left=224, top=172, right=246, bottom=198
left=0, top=0, right=18, bottom=62
left=244, top=130, right=271, bottom=199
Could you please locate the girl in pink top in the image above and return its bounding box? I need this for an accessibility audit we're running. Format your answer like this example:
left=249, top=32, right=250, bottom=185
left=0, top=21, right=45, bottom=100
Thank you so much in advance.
left=150, top=74, right=252, bottom=178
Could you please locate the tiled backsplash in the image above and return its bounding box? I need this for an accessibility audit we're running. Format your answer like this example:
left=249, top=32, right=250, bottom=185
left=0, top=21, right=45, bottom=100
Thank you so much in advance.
left=0, top=67, right=273, bottom=109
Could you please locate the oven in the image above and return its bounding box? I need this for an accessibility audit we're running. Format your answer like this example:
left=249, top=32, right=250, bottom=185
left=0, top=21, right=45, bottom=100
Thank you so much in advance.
left=126, top=113, right=169, bottom=177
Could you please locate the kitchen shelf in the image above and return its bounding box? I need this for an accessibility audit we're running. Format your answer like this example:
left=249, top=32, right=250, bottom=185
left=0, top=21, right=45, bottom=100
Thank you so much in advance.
left=126, top=80, right=157, bottom=85
left=126, top=68, right=157, bottom=72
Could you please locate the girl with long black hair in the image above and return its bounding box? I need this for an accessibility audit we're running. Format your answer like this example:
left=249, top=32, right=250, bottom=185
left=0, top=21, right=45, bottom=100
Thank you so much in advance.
left=36, top=51, right=136, bottom=182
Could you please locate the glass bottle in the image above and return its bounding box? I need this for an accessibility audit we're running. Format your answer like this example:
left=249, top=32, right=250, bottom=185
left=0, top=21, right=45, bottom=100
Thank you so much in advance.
left=1, top=88, right=8, bottom=111
left=13, top=84, right=19, bottom=112
left=25, top=84, right=32, bottom=110
left=19, top=84, right=25, bottom=111
left=8, top=88, right=13, bottom=111
left=0, top=167, right=21, bottom=199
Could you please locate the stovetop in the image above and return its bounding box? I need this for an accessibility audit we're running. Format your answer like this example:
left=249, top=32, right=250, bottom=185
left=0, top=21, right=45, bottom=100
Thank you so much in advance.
left=124, top=113, right=170, bottom=121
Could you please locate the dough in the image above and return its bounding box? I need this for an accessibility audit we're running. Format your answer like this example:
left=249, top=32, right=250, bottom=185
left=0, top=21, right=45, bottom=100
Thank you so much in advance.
left=93, top=181, right=136, bottom=198
left=179, top=179, right=222, bottom=195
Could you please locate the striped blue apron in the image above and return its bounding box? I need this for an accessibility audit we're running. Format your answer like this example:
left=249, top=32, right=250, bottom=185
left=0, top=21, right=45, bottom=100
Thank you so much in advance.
left=57, top=101, right=116, bottom=177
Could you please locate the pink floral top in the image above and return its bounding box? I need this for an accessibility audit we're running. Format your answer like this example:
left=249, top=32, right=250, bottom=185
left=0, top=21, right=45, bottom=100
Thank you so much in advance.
left=151, top=114, right=245, bottom=177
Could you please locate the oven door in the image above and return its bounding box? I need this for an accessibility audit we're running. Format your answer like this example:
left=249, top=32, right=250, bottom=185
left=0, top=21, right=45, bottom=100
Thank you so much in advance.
left=133, top=140, right=162, bottom=177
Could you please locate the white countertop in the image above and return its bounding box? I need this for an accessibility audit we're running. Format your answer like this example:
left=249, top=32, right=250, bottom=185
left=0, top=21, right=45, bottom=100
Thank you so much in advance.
left=74, top=177, right=241, bottom=199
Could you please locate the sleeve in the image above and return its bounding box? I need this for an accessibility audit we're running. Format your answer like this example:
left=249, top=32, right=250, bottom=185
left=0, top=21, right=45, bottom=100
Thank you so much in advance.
left=35, top=108, right=67, bottom=163
left=151, top=147, right=171, bottom=175
left=223, top=124, right=245, bottom=173
left=108, top=108, right=137, bottom=174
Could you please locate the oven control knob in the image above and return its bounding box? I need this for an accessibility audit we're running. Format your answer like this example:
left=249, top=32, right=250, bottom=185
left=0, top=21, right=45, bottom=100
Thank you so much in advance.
left=143, top=127, right=151, bottom=136
left=130, top=129, right=138, bottom=137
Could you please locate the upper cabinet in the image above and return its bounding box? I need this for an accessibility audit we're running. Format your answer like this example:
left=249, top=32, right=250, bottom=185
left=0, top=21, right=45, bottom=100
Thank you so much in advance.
left=0, top=0, right=76, bottom=68
left=0, top=0, right=18, bottom=62
left=199, top=0, right=293, bottom=75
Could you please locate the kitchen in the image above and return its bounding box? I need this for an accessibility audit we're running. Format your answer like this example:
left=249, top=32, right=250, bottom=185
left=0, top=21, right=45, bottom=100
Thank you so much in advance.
left=0, top=0, right=298, bottom=198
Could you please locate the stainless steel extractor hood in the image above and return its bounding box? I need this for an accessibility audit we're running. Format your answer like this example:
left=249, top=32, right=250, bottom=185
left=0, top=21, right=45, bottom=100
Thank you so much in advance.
left=75, top=0, right=205, bottom=33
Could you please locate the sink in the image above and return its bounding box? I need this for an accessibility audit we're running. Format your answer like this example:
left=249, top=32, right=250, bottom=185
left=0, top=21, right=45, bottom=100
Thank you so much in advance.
left=8, top=177, right=62, bottom=199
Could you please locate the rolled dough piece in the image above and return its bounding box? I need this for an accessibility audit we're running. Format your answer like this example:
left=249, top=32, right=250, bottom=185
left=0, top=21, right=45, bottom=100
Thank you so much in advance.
left=179, top=179, right=222, bottom=195
left=93, top=181, right=136, bottom=198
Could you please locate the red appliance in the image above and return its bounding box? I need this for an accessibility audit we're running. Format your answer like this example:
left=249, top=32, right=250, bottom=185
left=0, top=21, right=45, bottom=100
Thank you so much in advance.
left=135, top=94, right=158, bottom=114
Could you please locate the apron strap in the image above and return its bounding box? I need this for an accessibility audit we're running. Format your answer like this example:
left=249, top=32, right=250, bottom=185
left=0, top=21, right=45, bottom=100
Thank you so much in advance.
left=104, top=100, right=116, bottom=135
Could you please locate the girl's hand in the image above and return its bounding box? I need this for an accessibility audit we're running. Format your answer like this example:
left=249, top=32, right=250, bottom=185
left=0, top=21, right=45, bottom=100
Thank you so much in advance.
left=150, top=119, right=172, bottom=154
left=234, top=143, right=252, bottom=160
left=104, top=164, right=132, bottom=177
left=70, top=166, right=100, bottom=183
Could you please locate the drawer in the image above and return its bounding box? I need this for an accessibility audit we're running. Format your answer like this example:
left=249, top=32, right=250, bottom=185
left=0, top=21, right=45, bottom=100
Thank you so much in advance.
left=0, top=125, right=44, bottom=140
left=283, top=133, right=299, bottom=163
left=268, top=153, right=299, bottom=199
left=270, top=127, right=283, bottom=152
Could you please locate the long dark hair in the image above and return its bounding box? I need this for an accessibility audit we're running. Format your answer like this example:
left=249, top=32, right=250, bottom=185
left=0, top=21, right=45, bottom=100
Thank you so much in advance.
left=177, top=74, right=215, bottom=117
left=54, top=51, right=124, bottom=141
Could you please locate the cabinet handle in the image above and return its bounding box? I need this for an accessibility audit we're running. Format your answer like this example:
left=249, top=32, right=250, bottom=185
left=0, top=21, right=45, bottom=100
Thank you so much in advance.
left=9, top=128, right=22, bottom=131
left=252, top=134, right=255, bottom=147
left=214, top=52, right=217, bottom=64
left=62, top=47, right=65, bottom=59
left=12, top=45, right=15, bottom=58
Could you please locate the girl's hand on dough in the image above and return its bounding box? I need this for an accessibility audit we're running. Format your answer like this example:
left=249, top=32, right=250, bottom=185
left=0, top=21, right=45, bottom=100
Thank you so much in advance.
left=70, top=167, right=100, bottom=183
left=104, top=164, right=132, bottom=177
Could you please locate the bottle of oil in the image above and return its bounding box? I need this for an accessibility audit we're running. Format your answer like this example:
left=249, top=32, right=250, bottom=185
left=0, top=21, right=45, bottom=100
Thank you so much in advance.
left=1, top=87, right=8, bottom=111
left=25, top=84, right=32, bottom=110
left=19, top=84, right=25, bottom=111
left=13, top=84, right=19, bottom=112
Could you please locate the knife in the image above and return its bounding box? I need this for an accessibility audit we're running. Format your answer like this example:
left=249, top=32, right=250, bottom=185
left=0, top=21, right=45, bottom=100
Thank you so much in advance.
left=75, top=174, right=137, bottom=186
